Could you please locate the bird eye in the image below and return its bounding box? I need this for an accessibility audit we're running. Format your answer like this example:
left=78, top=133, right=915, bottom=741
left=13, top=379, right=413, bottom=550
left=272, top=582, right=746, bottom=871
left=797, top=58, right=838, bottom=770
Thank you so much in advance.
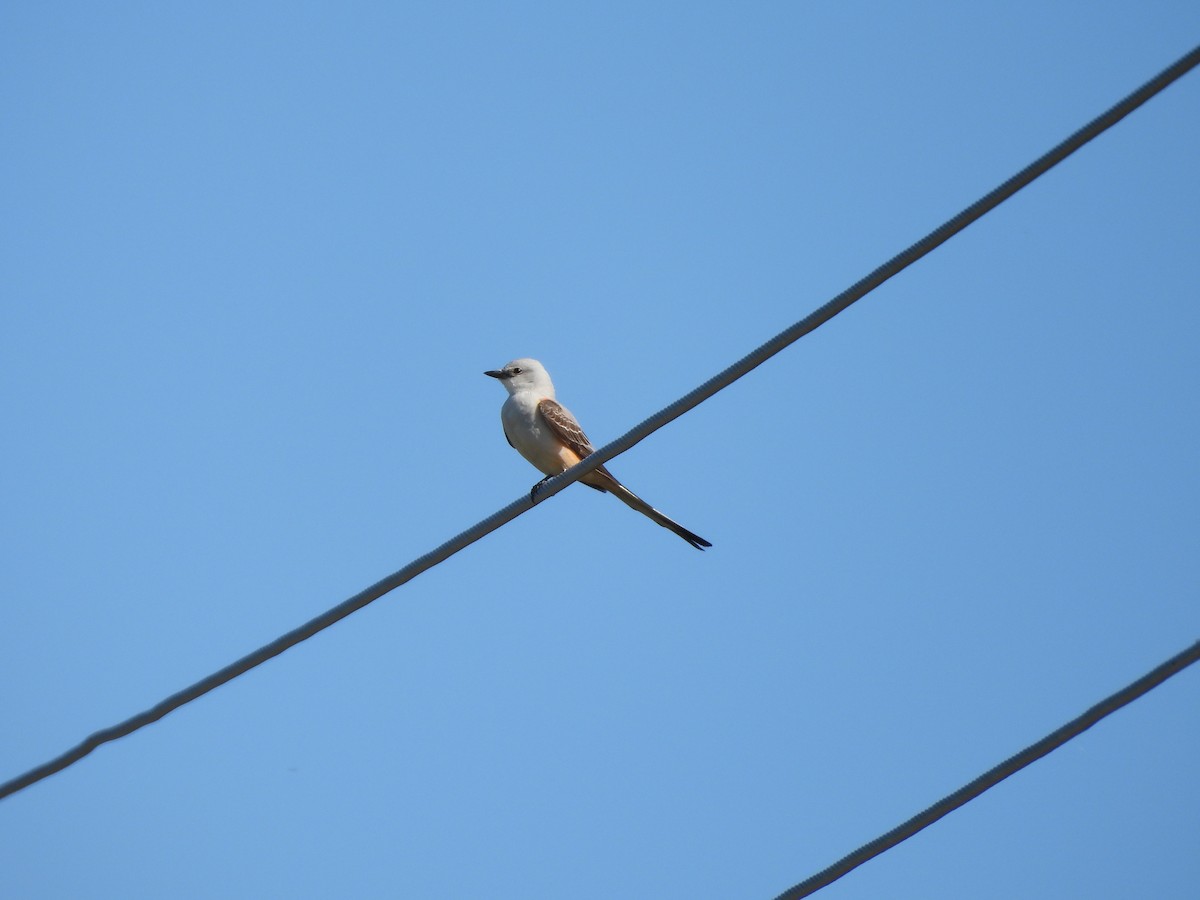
left=512, top=367, right=522, bottom=374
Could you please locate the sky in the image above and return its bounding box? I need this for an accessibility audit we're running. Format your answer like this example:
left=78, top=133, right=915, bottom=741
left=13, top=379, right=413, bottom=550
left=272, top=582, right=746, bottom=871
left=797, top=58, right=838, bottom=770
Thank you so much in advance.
left=1, top=4, right=1197, bottom=898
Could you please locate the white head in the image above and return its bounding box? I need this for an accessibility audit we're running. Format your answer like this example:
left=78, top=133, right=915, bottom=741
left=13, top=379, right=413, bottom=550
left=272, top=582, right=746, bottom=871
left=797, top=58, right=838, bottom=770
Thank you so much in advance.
left=484, top=358, right=556, bottom=397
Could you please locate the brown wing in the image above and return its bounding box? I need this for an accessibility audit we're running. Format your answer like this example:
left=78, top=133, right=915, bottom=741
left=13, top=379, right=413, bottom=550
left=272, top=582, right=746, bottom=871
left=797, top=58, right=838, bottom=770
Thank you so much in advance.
left=537, top=398, right=594, bottom=456
left=537, top=398, right=613, bottom=489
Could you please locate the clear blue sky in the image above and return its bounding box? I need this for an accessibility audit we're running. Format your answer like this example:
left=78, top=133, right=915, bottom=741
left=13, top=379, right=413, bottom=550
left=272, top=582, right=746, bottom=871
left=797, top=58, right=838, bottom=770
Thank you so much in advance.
left=2, top=4, right=1197, bottom=898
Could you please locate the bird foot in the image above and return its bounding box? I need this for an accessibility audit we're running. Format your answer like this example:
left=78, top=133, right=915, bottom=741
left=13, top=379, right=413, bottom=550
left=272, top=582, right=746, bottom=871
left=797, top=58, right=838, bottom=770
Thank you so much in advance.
left=530, top=474, right=555, bottom=504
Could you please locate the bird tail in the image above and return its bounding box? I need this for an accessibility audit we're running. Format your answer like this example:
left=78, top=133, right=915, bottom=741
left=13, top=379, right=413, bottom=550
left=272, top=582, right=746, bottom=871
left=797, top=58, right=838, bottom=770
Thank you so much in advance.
left=595, top=474, right=712, bottom=551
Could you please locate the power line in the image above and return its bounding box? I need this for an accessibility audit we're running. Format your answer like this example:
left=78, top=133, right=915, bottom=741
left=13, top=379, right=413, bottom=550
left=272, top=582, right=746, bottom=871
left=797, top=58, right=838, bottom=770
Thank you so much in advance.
left=2, top=44, right=1197, bottom=803
left=773, top=639, right=1200, bottom=899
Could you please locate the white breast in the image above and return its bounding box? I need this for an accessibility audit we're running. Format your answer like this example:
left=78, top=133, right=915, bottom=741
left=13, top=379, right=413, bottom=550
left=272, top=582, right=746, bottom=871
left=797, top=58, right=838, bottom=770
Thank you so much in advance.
left=501, top=393, right=570, bottom=476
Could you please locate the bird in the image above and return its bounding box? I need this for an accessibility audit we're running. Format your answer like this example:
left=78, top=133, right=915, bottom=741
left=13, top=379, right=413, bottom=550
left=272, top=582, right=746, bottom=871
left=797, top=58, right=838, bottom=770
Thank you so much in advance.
left=485, top=358, right=711, bottom=550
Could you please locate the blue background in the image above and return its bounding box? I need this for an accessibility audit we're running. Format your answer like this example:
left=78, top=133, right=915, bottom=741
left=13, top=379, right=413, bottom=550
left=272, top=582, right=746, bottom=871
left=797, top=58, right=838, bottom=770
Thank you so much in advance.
left=2, top=4, right=1197, bottom=898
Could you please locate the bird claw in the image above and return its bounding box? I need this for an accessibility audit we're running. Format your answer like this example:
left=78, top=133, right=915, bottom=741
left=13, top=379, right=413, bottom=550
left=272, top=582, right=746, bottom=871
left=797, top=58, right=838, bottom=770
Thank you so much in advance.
left=530, top=475, right=554, bottom=504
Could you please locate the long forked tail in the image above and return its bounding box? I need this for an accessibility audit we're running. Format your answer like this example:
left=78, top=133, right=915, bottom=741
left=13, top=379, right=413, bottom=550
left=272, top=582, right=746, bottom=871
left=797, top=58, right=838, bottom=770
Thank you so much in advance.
left=602, top=478, right=712, bottom=550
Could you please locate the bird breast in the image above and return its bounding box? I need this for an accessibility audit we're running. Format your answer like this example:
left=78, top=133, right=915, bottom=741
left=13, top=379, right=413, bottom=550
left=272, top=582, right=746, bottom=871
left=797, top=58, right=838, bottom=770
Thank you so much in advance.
left=501, top=394, right=579, bottom=476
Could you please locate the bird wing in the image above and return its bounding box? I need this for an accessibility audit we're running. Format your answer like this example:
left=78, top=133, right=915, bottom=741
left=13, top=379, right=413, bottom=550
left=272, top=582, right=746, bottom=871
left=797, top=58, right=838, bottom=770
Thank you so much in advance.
left=537, top=398, right=595, bottom=457
left=537, top=398, right=613, bottom=489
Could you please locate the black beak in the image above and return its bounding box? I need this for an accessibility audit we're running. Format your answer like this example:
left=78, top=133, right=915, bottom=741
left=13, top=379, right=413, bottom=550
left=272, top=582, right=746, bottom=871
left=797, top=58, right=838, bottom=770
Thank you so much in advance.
left=484, top=370, right=508, bottom=379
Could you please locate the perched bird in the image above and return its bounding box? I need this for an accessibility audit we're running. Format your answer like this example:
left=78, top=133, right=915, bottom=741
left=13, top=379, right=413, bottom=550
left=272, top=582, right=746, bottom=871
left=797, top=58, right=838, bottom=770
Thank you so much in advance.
left=485, top=358, right=711, bottom=550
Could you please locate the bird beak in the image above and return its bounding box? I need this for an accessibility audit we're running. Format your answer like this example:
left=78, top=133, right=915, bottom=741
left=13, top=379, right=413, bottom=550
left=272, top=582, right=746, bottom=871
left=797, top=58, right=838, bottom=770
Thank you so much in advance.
left=484, top=370, right=507, bottom=379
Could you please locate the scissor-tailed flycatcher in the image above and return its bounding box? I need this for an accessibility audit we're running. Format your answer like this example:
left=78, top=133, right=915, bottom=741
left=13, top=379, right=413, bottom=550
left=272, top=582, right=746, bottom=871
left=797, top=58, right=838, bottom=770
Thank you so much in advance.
left=485, top=358, right=711, bottom=550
